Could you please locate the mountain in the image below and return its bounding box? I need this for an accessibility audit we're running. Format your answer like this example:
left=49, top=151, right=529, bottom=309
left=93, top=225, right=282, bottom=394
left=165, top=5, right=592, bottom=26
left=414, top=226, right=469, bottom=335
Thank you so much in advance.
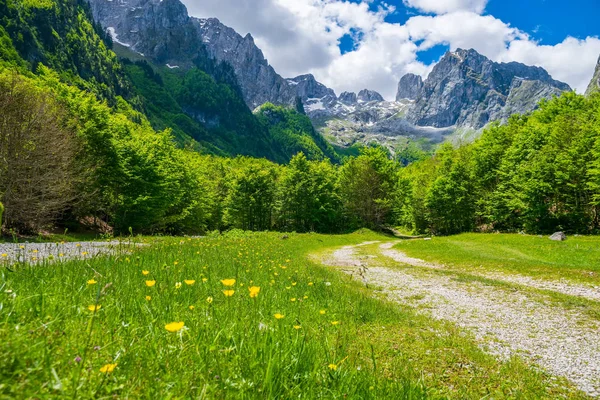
left=586, top=56, right=600, bottom=96
left=88, top=0, right=299, bottom=109
left=86, top=0, right=337, bottom=162
left=405, top=49, right=571, bottom=129
left=397, top=74, right=423, bottom=101
left=87, top=0, right=572, bottom=155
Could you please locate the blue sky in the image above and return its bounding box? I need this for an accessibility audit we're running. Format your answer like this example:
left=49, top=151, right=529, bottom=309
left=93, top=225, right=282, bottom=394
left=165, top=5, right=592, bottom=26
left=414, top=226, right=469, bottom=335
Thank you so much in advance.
left=184, top=0, right=600, bottom=98
left=342, top=0, right=600, bottom=64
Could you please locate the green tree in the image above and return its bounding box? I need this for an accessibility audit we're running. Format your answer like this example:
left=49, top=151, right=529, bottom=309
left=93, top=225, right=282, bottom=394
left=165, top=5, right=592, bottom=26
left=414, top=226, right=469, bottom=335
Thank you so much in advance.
left=425, top=147, right=476, bottom=235
left=338, top=147, right=398, bottom=229
left=224, top=159, right=278, bottom=231
left=277, top=153, right=341, bottom=232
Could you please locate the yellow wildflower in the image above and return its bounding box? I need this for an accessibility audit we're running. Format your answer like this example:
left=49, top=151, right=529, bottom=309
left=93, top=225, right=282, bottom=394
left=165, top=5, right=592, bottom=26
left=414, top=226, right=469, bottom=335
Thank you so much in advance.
left=145, top=296, right=151, bottom=301
left=290, top=298, right=296, bottom=302
left=328, top=363, right=337, bottom=371
left=88, top=305, right=101, bottom=312
left=184, top=280, right=196, bottom=286
left=206, top=296, right=214, bottom=303
left=249, top=286, right=261, bottom=298
left=274, top=313, right=285, bottom=320
left=319, top=310, right=326, bottom=315
left=189, top=306, right=195, bottom=310
left=99, top=363, right=117, bottom=373
left=294, top=325, right=302, bottom=330
left=222, top=290, right=235, bottom=297
left=87, top=279, right=97, bottom=285
left=202, top=278, right=208, bottom=282
left=221, top=279, right=236, bottom=287
left=165, top=322, right=185, bottom=332
left=1, top=253, right=7, bottom=257
left=331, top=321, right=340, bottom=326
left=308, top=282, right=314, bottom=286
left=145, top=280, right=156, bottom=287
left=175, top=282, right=182, bottom=289
left=142, top=270, right=150, bottom=276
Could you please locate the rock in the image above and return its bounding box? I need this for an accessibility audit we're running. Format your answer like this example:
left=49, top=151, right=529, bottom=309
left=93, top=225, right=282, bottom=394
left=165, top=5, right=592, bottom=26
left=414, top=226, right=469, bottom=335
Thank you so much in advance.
left=338, top=91, right=357, bottom=104
left=287, top=74, right=338, bottom=111
left=586, top=55, right=600, bottom=96
left=396, top=73, right=423, bottom=101
left=406, top=48, right=571, bottom=129
left=549, top=232, right=567, bottom=241
left=357, top=89, right=384, bottom=103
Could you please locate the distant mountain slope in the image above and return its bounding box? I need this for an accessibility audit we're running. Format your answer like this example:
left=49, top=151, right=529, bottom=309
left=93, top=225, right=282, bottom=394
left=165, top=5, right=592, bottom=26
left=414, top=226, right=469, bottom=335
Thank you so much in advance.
left=86, top=0, right=337, bottom=162
left=586, top=56, right=600, bottom=96
left=404, top=49, right=571, bottom=129
left=0, top=0, right=129, bottom=101
left=86, top=0, right=572, bottom=155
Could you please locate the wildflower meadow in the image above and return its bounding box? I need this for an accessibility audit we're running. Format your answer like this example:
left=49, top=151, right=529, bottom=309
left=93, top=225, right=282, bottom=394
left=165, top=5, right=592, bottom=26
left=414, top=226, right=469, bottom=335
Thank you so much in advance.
left=0, top=231, right=583, bottom=398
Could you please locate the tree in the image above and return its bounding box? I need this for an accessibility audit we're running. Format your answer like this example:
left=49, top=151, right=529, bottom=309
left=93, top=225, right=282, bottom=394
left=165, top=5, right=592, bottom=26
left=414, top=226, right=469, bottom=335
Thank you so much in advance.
left=425, top=150, right=476, bottom=235
left=277, top=153, right=341, bottom=232
left=0, top=73, right=78, bottom=232
left=224, top=159, right=278, bottom=231
left=338, top=147, right=398, bottom=229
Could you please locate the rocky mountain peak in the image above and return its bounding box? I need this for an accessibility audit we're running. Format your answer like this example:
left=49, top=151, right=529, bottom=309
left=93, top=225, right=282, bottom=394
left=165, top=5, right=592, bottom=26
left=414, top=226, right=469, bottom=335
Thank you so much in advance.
left=287, top=74, right=337, bottom=110
left=357, top=89, right=384, bottom=103
left=396, top=73, right=423, bottom=101
left=586, top=55, right=600, bottom=96
left=338, top=91, right=357, bottom=104
left=406, top=48, right=571, bottom=128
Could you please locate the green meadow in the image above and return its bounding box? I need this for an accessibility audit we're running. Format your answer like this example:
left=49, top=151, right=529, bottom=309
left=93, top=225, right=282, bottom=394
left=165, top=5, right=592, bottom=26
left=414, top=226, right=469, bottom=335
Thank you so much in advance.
left=0, top=231, right=586, bottom=399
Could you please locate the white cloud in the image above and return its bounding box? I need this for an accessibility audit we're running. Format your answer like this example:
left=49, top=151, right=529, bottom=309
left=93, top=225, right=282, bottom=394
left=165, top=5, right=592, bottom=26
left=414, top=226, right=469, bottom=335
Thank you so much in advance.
left=181, top=0, right=600, bottom=99
left=403, top=0, right=488, bottom=14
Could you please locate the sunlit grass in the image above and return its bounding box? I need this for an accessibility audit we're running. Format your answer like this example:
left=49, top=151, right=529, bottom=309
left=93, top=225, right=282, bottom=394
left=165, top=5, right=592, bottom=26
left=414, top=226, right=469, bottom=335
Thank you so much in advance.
left=0, top=231, right=586, bottom=398
left=395, top=233, right=600, bottom=284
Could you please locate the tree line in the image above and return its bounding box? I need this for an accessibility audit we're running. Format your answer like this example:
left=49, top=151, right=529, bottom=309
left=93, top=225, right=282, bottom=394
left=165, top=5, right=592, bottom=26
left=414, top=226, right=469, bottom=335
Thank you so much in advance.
left=2, top=68, right=600, bottom=236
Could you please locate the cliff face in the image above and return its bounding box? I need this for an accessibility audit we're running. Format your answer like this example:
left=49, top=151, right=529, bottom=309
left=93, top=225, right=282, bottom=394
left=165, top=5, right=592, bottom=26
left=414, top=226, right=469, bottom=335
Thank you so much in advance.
left=404, top=49, right=571, bottom=128
left=396, top=73, right=423, bottom=101
left=87, top=0, right=297, bottom=108
left=586, top=56, right=600, bottom=96
left=87, top=0, right=575, bottom=154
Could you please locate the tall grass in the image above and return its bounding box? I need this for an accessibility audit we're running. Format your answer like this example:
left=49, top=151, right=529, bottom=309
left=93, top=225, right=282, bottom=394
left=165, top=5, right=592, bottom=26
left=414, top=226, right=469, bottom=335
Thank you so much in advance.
left=0, top=231, right=584, bottom=398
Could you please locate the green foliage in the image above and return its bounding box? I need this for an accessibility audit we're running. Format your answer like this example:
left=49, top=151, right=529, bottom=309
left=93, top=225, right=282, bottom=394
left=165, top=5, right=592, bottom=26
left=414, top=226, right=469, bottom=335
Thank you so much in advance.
left=338, top=147, right=398, bottom=229
left=256, top=103, right=339, bottom=162
left=223, top=158, right=278, bottom=231
left=276, top=153, right=341, bottom=232
left=0, top=201, right=3, bottom=229
left=0, top=0, right=129, bottom=101
left=401, top=92, right=600, bottom=235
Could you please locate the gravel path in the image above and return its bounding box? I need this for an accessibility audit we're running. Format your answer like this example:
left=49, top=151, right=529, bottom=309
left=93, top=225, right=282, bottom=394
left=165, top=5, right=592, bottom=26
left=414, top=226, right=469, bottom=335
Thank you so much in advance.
left=0, top=241, right=137, bottom=264
left=324, top=241, right=600, bottom=397
left=381, top=242, right=600, bottom=302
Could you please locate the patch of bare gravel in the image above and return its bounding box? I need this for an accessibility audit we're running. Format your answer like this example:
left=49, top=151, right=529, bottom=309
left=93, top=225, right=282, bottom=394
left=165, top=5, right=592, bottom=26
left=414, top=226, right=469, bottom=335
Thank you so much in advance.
left=0, top=241, right=139, bottom=264
left=381, top=242, right=600, bottom=303
left=324, top=242, right=600, bottom=397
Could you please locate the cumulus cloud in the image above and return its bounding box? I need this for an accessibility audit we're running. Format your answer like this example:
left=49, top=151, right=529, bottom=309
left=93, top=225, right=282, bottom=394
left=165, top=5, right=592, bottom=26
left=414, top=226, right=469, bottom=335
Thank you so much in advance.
left=403, top=0, right=488, bottom=14
left=181, top=0, right=600, bottom=99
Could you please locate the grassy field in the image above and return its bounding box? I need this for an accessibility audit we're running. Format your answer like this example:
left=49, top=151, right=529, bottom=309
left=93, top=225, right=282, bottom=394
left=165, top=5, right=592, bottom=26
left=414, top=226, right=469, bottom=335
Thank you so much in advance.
left=0, top=231, right=586, bottom=398
left=395, top=233, right=600, bottom=284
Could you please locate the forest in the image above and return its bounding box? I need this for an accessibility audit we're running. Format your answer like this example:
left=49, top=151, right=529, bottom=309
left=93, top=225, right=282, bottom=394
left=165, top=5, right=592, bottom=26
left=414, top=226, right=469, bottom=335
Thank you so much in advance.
left=1, top=0, right=600, bottom=237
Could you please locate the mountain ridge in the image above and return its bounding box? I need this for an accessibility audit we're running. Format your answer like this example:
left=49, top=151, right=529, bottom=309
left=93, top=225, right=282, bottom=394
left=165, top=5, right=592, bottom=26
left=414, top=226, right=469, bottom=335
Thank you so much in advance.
left=87, top=0, right=574, bottom=154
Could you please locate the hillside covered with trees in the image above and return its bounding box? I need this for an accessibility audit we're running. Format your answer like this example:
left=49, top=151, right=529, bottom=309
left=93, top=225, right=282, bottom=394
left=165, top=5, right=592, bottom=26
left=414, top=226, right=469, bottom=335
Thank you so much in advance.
left=1, top=0, right=600, bottom=237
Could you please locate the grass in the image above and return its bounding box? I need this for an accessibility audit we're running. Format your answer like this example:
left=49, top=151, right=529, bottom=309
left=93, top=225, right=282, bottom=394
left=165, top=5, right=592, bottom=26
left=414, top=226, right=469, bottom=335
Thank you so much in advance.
left=395, top=233, right=600, bottom=284
left=0, top=231, right=587, bottom=398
